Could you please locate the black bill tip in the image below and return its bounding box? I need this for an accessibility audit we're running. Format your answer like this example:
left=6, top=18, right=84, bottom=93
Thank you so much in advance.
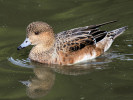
left=17, top=46, right=23, bottom=50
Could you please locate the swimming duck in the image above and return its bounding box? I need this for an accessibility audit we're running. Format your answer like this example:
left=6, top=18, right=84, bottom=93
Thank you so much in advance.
left=17, top=21, right=127, bottom=65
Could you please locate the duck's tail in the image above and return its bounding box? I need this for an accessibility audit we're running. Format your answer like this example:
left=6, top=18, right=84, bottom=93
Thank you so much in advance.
left=96, top=26, right=127, bottom=52
left=107, top=26, right=128, bottom=39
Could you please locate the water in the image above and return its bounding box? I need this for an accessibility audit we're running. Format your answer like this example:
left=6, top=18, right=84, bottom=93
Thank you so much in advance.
left=0, top=0, right=133, bottom=100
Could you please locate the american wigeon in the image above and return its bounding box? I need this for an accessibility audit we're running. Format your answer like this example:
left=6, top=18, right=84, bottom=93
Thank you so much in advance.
left=17, top=21, right=127, bottom=65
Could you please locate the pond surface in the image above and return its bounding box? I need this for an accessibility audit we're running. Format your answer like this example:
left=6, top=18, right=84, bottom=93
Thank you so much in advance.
left=0, top=0, right=133, bottom=100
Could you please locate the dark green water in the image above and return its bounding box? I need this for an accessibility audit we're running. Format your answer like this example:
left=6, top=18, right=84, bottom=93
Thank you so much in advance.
left=0, top=0, right=133, bottom=100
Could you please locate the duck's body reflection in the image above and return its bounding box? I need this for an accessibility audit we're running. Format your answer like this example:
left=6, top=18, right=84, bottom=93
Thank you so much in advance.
left=9, top=51, right=125, bottom=98
left=20, top=59, right=107, bottom=98
left=20, top=66, right=55, bottom=99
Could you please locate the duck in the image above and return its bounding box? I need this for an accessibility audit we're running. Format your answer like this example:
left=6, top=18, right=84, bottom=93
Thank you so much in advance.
left=17, top=21, right=127, bottom=65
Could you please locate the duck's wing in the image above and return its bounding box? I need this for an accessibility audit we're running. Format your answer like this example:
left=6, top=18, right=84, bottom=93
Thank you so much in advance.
left=56, top=30, right=106, bottom=53
left=55, top=20, right=117, bottom=53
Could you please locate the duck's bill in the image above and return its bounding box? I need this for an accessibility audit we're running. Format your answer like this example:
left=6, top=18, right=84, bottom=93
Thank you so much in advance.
left=17, top=38, right=31, bottom=50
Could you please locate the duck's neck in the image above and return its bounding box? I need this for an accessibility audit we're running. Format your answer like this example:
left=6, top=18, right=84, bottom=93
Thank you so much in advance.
left=29, top=38, right=56, bottom=63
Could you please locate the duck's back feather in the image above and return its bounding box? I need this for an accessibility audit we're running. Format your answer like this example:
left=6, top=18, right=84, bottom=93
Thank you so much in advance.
left=55, top=21, right=117, bottom=53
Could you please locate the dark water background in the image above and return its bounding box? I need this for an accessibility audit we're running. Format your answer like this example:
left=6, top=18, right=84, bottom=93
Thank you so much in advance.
left=0, top=0, right=133, bottom=100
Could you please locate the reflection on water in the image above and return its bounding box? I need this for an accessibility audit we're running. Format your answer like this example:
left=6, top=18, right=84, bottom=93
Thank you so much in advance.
left=8, top=51, right=133, bottom=99
left=8, top=57, right=33, bottom=68
left=20, top=67, right=55, bottom=99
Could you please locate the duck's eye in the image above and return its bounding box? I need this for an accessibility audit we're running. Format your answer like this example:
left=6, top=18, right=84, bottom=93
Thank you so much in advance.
left=35, top=31, right=40, bottom=35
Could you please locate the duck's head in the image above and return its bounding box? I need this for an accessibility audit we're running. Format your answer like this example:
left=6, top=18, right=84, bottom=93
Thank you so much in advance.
left=17, top=21, right=54, bottom=50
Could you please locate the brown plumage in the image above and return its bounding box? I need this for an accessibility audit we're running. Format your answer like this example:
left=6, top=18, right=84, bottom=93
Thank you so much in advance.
left=17, top=21, right=127, bottom=65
